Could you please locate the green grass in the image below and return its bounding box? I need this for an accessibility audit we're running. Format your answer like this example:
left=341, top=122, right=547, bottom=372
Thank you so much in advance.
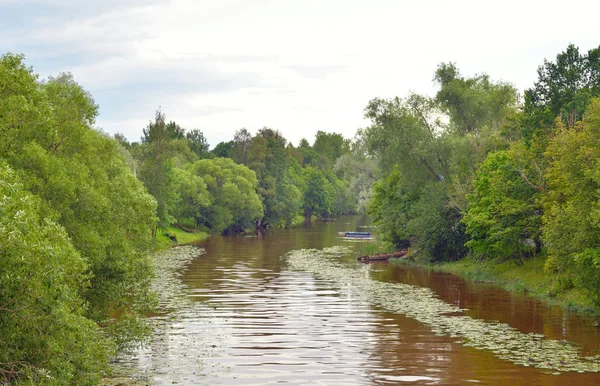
left=157, top=226, right=209, bottom=246
left=392, top=256, right=599, bottom=315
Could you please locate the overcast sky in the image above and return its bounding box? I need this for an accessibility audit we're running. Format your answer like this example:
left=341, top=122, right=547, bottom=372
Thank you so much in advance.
left=1, top=0, right=599, bottom=147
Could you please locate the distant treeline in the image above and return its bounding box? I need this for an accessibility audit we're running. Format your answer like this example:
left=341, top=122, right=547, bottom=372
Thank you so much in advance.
left=117, top=114, right=366, bottom=235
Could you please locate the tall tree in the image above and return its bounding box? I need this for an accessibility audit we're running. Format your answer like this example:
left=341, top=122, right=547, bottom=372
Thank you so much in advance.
left=524, top=44, right=600, bottom=130
left=211, top=140, right=234, bottom=158
left=0, top=54, right=158, bottom=381
left=138, top=110, right=177, bottom=230
left=434, top=63, right=518, bottom=135
left=542, top=98, right=600, bottom=303
left=232, top=128, right=252, bottom=165
left=187, top=158, right=263, bottom=233
left=186, top=128, right=210, bottom=158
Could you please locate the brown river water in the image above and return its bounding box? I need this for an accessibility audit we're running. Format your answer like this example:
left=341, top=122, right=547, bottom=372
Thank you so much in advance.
left=115, top=216, right=600, bottom=385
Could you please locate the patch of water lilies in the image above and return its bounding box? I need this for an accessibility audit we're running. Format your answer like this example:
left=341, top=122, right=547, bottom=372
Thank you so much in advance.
left=151, top=246, right=204, bottom=310
left=286, top=246, right=600, bottom=374
left=109, top=246, right=220, bottom=383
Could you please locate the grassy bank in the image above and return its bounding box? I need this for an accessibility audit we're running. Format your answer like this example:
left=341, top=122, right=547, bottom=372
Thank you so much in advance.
left=391, top=255, right=599, bottom=315
left=157, top=226, right=209, bottom=246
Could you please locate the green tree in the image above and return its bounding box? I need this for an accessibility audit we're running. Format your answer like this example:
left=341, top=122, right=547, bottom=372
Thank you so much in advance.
left=211, top=140, right=234, bottom=158
left=524, top=44, right=600, bottom=130
left=186, top=128, right=210, bottom=158
left=138, top=110, right=178, bottom=230
left=172, top=168, right=211, bottom=227
left=0, top=162, right=113, bottom=384
left=187, top=158, right=263, bottom=233
left=463, top=150, right=541, bottom=262
left=232, top=128, right=252, bottom=165
left=312, top=131, right=349, bottom=169
left=244, top=128, right=306, bottom=227
left=0, top=54, right=158, bottom=380
left=435, top=62, right=518, bottom=134
left=333, top=141, right=378, bottom=214
left=302, top=166, right=334, bottom=218
left=542, top=99, right=600, bottom=303
left=363, top=95, right=449, bottom=183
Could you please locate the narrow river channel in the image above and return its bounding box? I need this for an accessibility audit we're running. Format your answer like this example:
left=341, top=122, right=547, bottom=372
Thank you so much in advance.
left=114, top=215, right=600, bottom=385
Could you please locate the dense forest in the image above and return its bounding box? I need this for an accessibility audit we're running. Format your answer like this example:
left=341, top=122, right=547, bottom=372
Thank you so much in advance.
left=2, top=43, right=600, bottom=383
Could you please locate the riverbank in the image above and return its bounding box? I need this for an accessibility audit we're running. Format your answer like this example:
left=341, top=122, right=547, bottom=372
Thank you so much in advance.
left=158, top=226, right=209, bottom=246
left=390, top=256, right=600, bottom=316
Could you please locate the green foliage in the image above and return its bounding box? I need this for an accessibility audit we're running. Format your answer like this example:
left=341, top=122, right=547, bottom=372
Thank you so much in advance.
left=463, top=150, right=541, bottom=262
left=312, top=130, right=350, bottom=169
left=172, top=167, right=211, bottom=225
left=137, top=110, right=178, bottom=229
left=232, top=128, right=252, bottom=165
left=333, top=146, right=378, bottom=214
left=542, top=99, right=600, bottom=303
left=188, top=157, right=263, bottom=233
left=0, top=163, right=113, bottom=385
left=211, top=140, right=234, bottom=158
left=363, top=95, right=449, bottom=183
left=301, top=166, right=334, bottom=218
left=524, top=44, right=600, bottom=131
left=186, top=128, right=210, bottom=158
left=363, top=64, right=518, bottom=262
left=367, top=167, right=414, bottom=249
left=435, top=62, right=518, bottom=135
left=0, top=54, right=158, bottom=383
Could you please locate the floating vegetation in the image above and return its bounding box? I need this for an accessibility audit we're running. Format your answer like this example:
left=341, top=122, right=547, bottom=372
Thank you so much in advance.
left=109, top=246, right=217, bottom=383
left=286, top=247, right=600, bottom=373
left=151, top=246, right=205, bottom=311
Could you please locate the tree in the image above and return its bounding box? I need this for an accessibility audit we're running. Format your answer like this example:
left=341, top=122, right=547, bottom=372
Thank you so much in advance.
left=312, top=131, right=349, bottom=169
left=302, top=166, right=334, bottom=218
left=187, top=158, right=263, bottom=233
left=0, top=54, right=158, bottom=380
left=211, top=140, right=234, bottom=158
left=334, top=141, right=378, bottom=214
left=435, top=62, right=518, bottom=134
left=0, top=162, right=113, bottom=384
left=363, top=95, right=449, bottom=184
left=463, top=150, right=541, bottom=262
left=243, top=128, right=307, bottom=227
left=172, top=168, right=211, bottom=227
left=542, top=98, right=600, bottom=303
left=232, top=128, right=252, bottom=165
left=524, top=44, right=600, bottom=130
left=138, top=110, right=178, bottom=230
left=367, top=167, right=414, bottom=249
left=186, top=128, right=210, bottom=158
left=141, top=118, right=184, bottom=143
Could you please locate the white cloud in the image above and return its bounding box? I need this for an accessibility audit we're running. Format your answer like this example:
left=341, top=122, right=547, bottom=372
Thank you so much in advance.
left=3, top=0, right=600, bottom=146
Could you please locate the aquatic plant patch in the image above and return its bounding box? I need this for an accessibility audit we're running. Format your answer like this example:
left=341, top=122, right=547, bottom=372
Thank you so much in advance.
left=151, top=246, right=205, bottom=310
left=285, top=247, right=600, bottom=373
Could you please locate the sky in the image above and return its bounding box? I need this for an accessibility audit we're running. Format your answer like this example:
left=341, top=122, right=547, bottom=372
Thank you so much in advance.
left=1, top=0, right=599, bottom=148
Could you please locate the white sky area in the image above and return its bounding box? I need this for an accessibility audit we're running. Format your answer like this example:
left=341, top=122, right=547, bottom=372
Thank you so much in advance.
left=1, top=0, right=599, bottom=147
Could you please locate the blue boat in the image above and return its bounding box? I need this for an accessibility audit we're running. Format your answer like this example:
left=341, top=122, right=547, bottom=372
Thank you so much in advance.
left=343, top=231, right=371, bottom=239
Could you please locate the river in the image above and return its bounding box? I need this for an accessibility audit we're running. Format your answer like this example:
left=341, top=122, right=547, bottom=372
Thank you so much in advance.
left=114, top=215, right=600, bottom=385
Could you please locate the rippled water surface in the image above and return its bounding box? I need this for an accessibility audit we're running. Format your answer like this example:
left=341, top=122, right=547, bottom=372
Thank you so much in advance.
left=116, top=216, right=600, bottom=385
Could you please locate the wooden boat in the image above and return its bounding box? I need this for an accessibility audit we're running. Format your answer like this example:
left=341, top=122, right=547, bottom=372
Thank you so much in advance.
left=358, top=250, right=408, bottom=263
